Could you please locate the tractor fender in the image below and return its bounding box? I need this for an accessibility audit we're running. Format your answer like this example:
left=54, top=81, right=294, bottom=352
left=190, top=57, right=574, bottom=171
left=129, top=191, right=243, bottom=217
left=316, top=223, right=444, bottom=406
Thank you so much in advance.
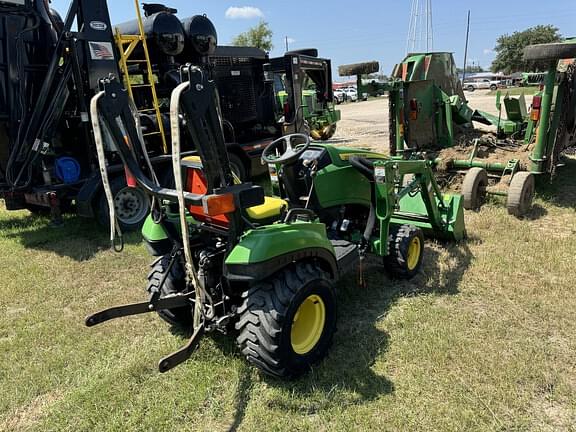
left=225, top=222, right=337, bottom=283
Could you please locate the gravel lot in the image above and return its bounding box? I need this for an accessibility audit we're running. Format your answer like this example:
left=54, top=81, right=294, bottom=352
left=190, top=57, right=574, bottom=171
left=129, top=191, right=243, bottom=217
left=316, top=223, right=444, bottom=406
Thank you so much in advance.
left=331, top=91, right=534, bottom=153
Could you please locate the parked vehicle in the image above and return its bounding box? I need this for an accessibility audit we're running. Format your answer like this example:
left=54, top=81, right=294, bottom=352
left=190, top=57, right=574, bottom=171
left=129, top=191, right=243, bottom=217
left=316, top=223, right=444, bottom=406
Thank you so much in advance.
left=333, top=89, right=346, bottom=104
left=344, top=87, right=358, bottom=101
left=463, top=79, right=504, bottom=92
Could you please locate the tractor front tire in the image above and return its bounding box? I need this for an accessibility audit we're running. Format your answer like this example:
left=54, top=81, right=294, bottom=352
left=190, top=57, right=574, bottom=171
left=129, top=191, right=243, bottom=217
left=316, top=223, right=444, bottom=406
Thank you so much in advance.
left=507, top=172, right=535, bottom=217
left=462, top=167, right=488, bottom=210
left=235, top=263, right=337, bottom=378
left=383, top=224, right=424, bottom=279
left=147, top=253, right=193, bottom=326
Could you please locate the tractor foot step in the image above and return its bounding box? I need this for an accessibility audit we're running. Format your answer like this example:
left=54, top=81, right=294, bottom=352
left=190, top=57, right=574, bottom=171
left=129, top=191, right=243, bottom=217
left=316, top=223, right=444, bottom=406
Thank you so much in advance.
left=85, top=294, right=194, bottom=327
left=158, top=324, right=205, bottom=373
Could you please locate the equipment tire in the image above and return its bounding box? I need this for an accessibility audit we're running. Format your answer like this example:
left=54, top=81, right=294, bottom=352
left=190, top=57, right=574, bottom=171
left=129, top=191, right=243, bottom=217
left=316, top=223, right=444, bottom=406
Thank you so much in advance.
left=147, top=253, right=192, bottom=326
left=228, top=153, right=248, bottom=182
left=97, top=176, right=150, bottom=232
left=236, top=262, right=336, bottom=378
left=462, top=167, right=488, bottom=210
left=507, top=171, right=535, bottom=217
left=524, top=42, right=576, bottom=62
left=383, top=224, right=424, bottom=279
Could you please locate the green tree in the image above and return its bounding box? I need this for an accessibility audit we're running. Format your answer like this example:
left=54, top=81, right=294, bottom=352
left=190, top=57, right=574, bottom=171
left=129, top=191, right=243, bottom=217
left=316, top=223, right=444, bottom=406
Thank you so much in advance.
left=491, top=25, right=561, bottom=73
left=231, top=20, right=274, bottom=52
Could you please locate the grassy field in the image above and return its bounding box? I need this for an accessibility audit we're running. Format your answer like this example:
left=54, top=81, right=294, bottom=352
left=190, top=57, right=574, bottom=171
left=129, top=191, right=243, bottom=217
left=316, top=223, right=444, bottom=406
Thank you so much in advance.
left=1, top=161, right=576, bottom=431
left=487, top=86, right=540, bottom=96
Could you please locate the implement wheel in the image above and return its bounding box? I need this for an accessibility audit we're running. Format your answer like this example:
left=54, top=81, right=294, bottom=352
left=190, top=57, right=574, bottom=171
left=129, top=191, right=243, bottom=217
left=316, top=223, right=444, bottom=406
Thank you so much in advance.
left=383, top=224, right=424, bottom=279
left=507, top=172, right=535, bottom=217
left=147, top=253, right=192, bottom=326
left=235, top=263, right=336, bottom=378
left=462, top=167, right=488, bottom=210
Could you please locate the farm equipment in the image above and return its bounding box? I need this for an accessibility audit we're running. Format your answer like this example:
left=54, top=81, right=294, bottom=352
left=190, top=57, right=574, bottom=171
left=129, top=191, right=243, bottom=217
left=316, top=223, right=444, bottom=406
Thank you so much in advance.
left=338, top=60, right=381, bottom=101
left=85, top=65, right=465, bottom=378
left=352, top=45, right=576, bottom=217
left=0, top=0, right=124, bottom=223
left=271, top=50, right=341, bottom=141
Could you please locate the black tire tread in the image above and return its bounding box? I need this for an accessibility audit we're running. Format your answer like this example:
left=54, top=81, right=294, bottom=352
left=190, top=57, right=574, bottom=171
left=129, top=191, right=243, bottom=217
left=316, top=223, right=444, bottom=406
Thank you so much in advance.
left=235, top=262, right=333, bottom=378
left=146, top=254, right=192, bottom=326
left=383, top=224, right=424, bottom=279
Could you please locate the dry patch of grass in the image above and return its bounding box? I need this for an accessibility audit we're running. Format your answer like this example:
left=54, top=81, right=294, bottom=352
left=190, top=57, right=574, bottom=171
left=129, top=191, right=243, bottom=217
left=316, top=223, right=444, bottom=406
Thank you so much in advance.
left=0, top=160, right=575, bottom=431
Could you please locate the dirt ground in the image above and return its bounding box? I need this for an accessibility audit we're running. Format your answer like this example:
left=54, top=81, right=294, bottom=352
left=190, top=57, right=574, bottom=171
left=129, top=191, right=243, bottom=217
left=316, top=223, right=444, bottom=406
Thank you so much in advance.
left=331, top=91, right=534, bottom=154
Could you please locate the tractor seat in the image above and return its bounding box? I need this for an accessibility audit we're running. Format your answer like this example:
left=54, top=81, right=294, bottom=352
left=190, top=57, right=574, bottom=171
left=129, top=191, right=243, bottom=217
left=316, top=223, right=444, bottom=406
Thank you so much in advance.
left=181, top=156, right=287, bottom=222
left=246, top=196, right=287, bottom=221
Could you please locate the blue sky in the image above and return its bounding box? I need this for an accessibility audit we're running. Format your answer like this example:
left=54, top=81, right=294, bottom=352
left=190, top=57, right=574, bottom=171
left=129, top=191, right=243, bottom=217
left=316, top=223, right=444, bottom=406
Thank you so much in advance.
left=51, top=0, right=576, bottom=80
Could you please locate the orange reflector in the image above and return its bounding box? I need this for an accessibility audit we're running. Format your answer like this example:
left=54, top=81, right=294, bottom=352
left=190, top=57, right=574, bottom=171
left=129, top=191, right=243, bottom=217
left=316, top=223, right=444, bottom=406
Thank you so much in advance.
left=122, top=136, right=137, bottom=188
left=530, top=109, right=540, bottom=122
left=409, top=111, right=418, bottom=121
left=202, top=194, right=235, bottom=216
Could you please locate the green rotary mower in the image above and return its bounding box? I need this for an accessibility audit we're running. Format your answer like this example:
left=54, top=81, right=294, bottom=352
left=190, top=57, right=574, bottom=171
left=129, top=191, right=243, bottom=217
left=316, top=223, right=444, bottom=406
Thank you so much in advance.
left=85, top=66, right=465, bottom=378
left=380, top=41, right=576, bottom=217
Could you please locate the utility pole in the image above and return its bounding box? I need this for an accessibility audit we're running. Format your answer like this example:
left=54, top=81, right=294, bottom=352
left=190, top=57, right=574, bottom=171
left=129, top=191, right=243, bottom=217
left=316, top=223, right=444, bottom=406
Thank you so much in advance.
left=462, top=10, right=471, bottom=84
left=285, top=36, right=289, bottom=52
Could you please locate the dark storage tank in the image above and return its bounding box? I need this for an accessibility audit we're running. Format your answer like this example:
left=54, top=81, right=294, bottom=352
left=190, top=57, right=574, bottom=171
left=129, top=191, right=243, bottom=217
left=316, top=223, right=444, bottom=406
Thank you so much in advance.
left=179, top=15, right=217, bottom=60
left=115, top=11, right=185, bottom=60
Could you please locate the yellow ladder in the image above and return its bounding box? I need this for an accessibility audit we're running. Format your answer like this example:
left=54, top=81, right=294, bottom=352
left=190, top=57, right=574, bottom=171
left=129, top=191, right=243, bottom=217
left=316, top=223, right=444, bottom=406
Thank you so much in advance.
left=115, top=0, right=168, bottom=154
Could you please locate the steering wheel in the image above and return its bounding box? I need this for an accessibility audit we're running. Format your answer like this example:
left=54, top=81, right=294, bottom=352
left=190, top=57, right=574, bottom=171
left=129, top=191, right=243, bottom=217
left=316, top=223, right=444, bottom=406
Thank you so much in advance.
left=261, top=133, right=311, bottom=165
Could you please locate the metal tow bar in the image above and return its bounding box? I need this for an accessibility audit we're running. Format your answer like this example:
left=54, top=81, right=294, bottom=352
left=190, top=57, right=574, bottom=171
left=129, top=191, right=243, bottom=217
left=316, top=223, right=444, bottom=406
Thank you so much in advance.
left=85, top=292, right=205, bottom=373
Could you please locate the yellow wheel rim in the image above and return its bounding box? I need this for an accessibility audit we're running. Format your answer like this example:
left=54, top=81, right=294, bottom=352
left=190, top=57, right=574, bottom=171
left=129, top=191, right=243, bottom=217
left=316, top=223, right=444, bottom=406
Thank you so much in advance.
left=291, top=294, right=326, bottom=355
left=406, top=237, right=421, bottom=271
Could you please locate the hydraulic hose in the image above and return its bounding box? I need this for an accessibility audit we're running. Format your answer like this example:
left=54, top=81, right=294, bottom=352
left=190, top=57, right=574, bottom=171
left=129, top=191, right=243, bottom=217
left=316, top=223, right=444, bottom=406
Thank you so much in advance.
left=349, top=156, right=377, bottom=246
left=90, top=91, right=123, bottom=251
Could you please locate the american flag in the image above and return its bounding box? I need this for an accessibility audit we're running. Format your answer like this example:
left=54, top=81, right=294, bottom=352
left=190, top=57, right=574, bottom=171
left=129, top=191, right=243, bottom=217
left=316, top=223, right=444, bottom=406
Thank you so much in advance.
left=89, top=42, right=114, bottom=61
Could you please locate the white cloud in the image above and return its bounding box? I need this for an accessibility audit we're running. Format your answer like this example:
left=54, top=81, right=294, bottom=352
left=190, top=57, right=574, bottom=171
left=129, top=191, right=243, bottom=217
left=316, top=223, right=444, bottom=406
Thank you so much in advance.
left=483, top=48, right=495, bottom=55
left=225, top=6, right=264, bottom=20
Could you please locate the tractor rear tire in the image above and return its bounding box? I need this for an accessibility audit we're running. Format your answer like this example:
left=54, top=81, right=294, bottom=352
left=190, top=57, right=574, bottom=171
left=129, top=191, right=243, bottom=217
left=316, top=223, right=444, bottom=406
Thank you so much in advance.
left=235, top=263, right=337, bottom=378
left=383, top=224, right=424, bottom=279
left=462, top=167, right=488, bottom=210
left=524, top=42, right=576, bottom=62
left=507, top=172, right=535, bottom=217
left=147, top=253, right=193, bottom=326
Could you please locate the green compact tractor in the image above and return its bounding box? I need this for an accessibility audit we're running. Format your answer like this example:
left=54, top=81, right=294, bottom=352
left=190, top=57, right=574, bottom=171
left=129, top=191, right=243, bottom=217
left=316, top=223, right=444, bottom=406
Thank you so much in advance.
left=354, top=43, right=576, bottom=217
left=86, top=66, right=465, bottom=378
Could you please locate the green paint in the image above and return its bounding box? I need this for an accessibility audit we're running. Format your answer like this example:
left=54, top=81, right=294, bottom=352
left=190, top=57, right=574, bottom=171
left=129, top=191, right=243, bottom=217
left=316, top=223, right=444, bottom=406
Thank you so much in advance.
left=225, top=222, right=334, bottom=265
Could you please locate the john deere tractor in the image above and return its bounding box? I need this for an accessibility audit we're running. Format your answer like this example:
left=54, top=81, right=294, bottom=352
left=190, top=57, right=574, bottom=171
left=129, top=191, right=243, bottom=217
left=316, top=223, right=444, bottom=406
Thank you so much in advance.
left=85, top=63, right=465, bottom=378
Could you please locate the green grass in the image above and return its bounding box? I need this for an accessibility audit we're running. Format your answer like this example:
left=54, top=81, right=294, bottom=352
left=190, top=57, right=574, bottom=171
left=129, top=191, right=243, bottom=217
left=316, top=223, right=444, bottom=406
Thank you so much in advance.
left=1, top=161, right=576, bottom=431
left=488, top=86, right=540, bottom=96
